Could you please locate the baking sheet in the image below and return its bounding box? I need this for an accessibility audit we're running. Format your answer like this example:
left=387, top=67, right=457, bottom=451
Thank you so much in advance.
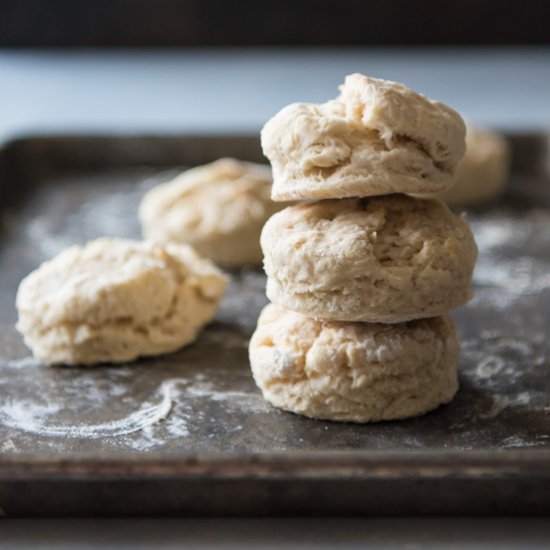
left=0, top=134, right=549, bottom=516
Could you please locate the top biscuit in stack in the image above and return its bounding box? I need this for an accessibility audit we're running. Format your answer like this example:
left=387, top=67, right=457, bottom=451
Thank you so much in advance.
left=261, top=73, right=466, bottom=201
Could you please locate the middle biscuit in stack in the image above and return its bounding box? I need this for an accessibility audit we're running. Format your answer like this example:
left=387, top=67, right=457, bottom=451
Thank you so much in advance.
left=249, top=73, right=478, bottom=423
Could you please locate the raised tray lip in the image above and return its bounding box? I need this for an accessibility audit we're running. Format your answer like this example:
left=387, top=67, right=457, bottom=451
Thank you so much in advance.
left=1, top=449, right=550, bottom=480
left=0, top=130, right=263, bottom=150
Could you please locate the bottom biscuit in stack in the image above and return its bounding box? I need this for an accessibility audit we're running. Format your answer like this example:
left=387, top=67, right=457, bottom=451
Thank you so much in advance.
left=249, top=304, right=459, bottom=423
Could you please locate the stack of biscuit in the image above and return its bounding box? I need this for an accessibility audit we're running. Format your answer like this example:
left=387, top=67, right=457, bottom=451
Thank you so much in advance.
left=249, top=74, right=478, bottom=423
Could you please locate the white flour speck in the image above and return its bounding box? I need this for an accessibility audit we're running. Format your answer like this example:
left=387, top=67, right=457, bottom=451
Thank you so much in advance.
left=475, top=355, right=506, bottom=379
left=270, top=349, right=296, bottom=378
left=1, top=439, right=18, bottom=452
left=481, top=392, right=532, bottom=419
left=5, top=356, right=42, bottom=369
left=184, top=378, right=271, bottom=414
left=501, top=435, right=545, bottom=449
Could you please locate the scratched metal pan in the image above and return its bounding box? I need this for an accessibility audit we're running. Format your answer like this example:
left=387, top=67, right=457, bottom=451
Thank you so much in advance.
left=0, top=134, right=549, bottom=517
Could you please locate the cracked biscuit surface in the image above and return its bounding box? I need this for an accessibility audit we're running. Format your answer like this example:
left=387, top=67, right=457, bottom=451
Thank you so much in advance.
left=262, top=194, right=477, bottom=323
left=262, top=74, right=466, bottom=201
left=16, top=238, right=228, bottom=365
left=249, top=304, right=459, bottom=422
left=139, top=158, right=284, bottom=267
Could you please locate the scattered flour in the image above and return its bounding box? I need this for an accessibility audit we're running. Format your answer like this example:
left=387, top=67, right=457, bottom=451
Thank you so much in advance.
left=25, top=216, right=77, bottom=259
left=0, top=378, right=184, bottom=439
left=474, top=355, right=506, bottom=379
left=481, top=392, right=532, bottom=419
left=4, top=356, right=42, bottom=369
left=18, top=171, right=168, bottom=262
left=0, top=372, right=269, bottom=450
left=473, top=256, right=550, bottom=309
left=500, top=435, right=546, bottom=449
left=183, top=378, right=272, bottom=414
left=1, top=439, right=18, bottom=452
left=469, top=209, right=550, bottom=310
left=462, top=333, right=539, bottom=387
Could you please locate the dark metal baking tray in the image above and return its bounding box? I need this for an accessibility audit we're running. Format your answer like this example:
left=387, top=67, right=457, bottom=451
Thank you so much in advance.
left=0, top=133, right=549, bottom=517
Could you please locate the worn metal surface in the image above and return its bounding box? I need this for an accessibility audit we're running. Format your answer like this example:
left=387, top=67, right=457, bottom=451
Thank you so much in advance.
left=0, top=134, right=549, bottom=516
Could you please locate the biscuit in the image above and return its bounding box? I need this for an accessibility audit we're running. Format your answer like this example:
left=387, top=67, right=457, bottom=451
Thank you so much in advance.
left=262, top=195, right=477, bottom=323
left=262, top=74, right=466, bottom=201
left=429, top=125, right=510, bottom=206
left=16, top=238, right=228, bottom=365
left=249, top=304, right=459, bottom=423
left=139, top=158, right=284, bottom=267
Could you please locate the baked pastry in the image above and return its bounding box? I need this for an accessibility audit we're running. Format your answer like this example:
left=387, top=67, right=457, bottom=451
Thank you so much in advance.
left=262, top=195, right=477, bottom=323
left=139, top=158, right=283, bottom=267
left=262, top=74, right=466, bottom=201
left=16, top=238, right=228, bottom=365
left=249, top=304, right=459, bottom=423
left=430, top=125, right=510, bottom=206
